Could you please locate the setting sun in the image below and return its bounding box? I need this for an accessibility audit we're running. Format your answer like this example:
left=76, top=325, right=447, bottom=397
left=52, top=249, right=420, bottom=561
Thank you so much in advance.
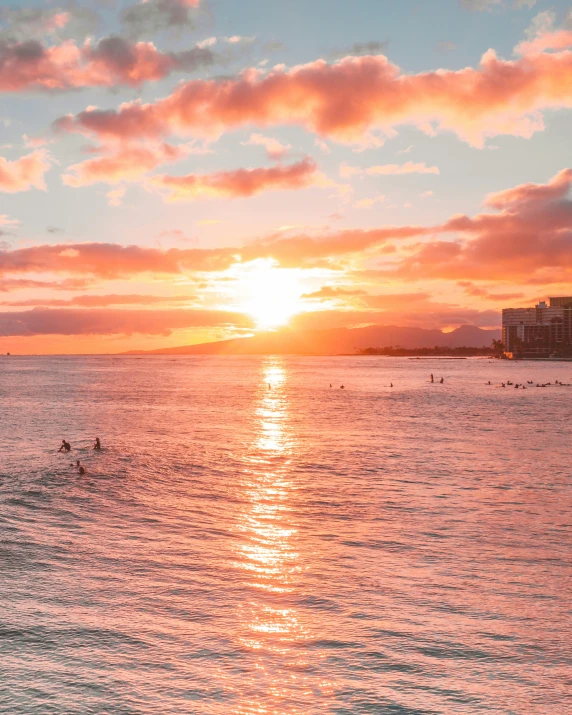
left=239, top=260, right=303, bottom=329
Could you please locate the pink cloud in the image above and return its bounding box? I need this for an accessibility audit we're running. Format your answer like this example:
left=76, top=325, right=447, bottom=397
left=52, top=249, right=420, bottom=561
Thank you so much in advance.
left=0, top=242, right=235, bottom=278
left=243, top=133, right=291, bottom=160
left=0, top=36, right=216, bottom=92
left=54, top=48, right=572, bottom=147
left=0, top=294, right=197, bottom=308
left=152, top=157, right=320, bottom=200
left=388, top=168, right=572, bottom=281
left=2, top=168, right=569, bottom=284
left=516, top=30, right=572, bottom=55
left=0, top=307, right=252, bottom=337
left=62, top=142, right=187, bottom=186
left=0, top=150, right=50, bottom=193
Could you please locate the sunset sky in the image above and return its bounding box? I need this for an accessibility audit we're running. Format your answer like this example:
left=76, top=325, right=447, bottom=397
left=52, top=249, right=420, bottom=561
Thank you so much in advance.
left=1, top=0, right=572, bottom=353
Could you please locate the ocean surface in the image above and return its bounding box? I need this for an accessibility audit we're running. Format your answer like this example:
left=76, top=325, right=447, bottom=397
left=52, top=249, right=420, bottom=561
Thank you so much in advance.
left=1, top=355, right=571, bottom=715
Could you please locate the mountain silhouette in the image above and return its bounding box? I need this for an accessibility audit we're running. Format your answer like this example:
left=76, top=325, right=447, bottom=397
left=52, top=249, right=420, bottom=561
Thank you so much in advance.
left=122, top=324, right=501, bottom=355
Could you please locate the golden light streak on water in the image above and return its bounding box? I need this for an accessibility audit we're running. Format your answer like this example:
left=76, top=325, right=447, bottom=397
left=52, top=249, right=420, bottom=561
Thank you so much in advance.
left=231, top=359, right=330, bottom=713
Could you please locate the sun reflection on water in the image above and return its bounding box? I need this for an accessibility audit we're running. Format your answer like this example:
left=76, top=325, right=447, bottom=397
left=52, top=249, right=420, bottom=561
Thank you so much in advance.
left=229, top=358, right=330, bottom=713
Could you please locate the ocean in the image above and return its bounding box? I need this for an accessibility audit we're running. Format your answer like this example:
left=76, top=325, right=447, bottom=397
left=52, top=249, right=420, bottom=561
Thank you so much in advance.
left=1, top=355, right=570, bottom=714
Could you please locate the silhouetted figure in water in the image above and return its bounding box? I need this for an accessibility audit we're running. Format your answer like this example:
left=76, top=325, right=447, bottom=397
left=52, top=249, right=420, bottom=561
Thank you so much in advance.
left=340, top=385, right=345, bottom=389
left=94, top=437, right=101, bottom=450
left=329, top=383, right=332, bottom=388
left=390, top=383, right=393, bottom=388
left=487, top=381, right=491, bottom=385
left=77, top=462, right=85, bottom=475
left=440, top=377, right=444, bottom=384
left=430, top=373, right=434, bottom=383
left=58, top=440, right=71, bottom=452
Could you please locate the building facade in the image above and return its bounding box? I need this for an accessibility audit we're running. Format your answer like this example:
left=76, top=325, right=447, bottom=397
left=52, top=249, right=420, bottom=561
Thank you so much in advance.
left=502, top=297, right=572, bottom=357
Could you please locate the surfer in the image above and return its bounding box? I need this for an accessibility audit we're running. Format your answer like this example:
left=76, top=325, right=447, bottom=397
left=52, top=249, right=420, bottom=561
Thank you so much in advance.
left=94, top=437, right=101, bottom=450
left=58, top=440, right=71, bottom=452
left=440, top=377, right=444, bottom=384
left=430, top=373, right=434, bottom=383
left=340, top=385, right=345, bottom=389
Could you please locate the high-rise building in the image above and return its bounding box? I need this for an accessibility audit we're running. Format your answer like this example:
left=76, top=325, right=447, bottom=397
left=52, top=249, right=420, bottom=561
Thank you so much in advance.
left=502, top=298, right=572, bottom=357
left=548, top=296, right=572, bottom=308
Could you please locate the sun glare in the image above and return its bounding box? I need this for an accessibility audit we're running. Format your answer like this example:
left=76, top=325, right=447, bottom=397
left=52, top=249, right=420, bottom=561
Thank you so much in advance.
left=240, top=260, right=303, bottom=329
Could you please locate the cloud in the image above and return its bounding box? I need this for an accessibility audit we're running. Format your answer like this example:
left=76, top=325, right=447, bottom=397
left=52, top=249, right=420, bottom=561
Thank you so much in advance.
left=515, top=10, right=572, bottom=55
left=0, top=278, right=92, bottom=293
left=62, top=142, right=186, bottom=186
left=0, top=5, right=99, bottom=42
left=436, top=41, right=457, bottom=52
left=457, top=282, right=525, bottom=300
left=242, top=133, right=291, bottom=160
left=0, top=35, right=217, bottom=92
left=107, top=186, right=126, bottom=207
left=0, top=214, right=20, bottom=226
left=462, top=0, right=535, bottom=10
left=354, top=195, right=385, bottom=209
left=0, top=307, right=253, bottom=337
left=2, top=168, right=569, bottom=285
left=151, top=157, right=321, bottom=201
left=301, top=286, right=367, bottom=300
left=288, top=307, right=500, bottom=331
left=387, top=168, right=572, bottom=282
left=340, top=161, right=440, bottom=177
left=0, top=150, right=50, bottom=192
left=0, top=221, right=428, bottom=280
left=0, top=242, right=235, bottom=278
left=332, top=40, right=389, bottom=59
left=121, top=0, right=201, bottom=39
left=0, top=294, right=197, bottom=308
left=460, top=0, right=502, bottom=11
left=54, top=47, right=572, bottom=148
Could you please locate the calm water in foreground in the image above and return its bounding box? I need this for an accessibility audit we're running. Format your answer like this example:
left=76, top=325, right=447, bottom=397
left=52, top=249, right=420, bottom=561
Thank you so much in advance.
left=1, top=356, right=571, bottom=714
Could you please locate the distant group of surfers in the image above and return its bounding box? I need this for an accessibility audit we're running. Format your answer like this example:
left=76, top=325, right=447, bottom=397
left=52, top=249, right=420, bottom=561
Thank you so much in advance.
left=490, top=379, right=571, bottom=389
left=57, top=436, right=101, bottom=475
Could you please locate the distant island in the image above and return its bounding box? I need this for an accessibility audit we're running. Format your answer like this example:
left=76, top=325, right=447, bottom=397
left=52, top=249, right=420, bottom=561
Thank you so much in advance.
left=122, top=324, right=501, bottom=356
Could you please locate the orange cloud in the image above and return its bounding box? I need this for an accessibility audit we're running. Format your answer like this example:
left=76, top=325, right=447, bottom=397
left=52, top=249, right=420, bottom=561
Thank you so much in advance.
left=0, top=150, right=50, bottom=192
left=2, top=168, right=569, bottom=283
left=387, top=168, right=572, bottom=281
left=0, top=36, right=216, bottom=92
left=63, top=142, right=186, bottom=186
left=0, top=242, right=235, bottom=278
left=152, top=157, right=320, bottom=200
left=0, top=294, right=198, bottom=307
left=0, top=307, right=252, bottom=336
left=55, top=49, right=572, bottom=147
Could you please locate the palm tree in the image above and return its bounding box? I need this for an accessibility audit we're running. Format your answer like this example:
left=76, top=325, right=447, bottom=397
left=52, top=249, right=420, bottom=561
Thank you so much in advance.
left=492, top=339, right=505, bottom=357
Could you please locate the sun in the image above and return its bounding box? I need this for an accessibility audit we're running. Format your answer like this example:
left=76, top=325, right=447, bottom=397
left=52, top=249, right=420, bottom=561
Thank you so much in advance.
left=239, top=260, right=303, bottom=329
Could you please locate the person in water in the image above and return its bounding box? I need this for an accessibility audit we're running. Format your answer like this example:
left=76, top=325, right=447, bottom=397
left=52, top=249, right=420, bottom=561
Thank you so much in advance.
left=58, top=440, right=71, bottom=452
left=440, top=377, right=444, bottom=384
left=430, top=373, right=434, bottom=383
left=94, top=437, right=101, bottom=450
left=77, top=462, right=85, bottom=475
left=340, top=385, right=345, bottom=389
